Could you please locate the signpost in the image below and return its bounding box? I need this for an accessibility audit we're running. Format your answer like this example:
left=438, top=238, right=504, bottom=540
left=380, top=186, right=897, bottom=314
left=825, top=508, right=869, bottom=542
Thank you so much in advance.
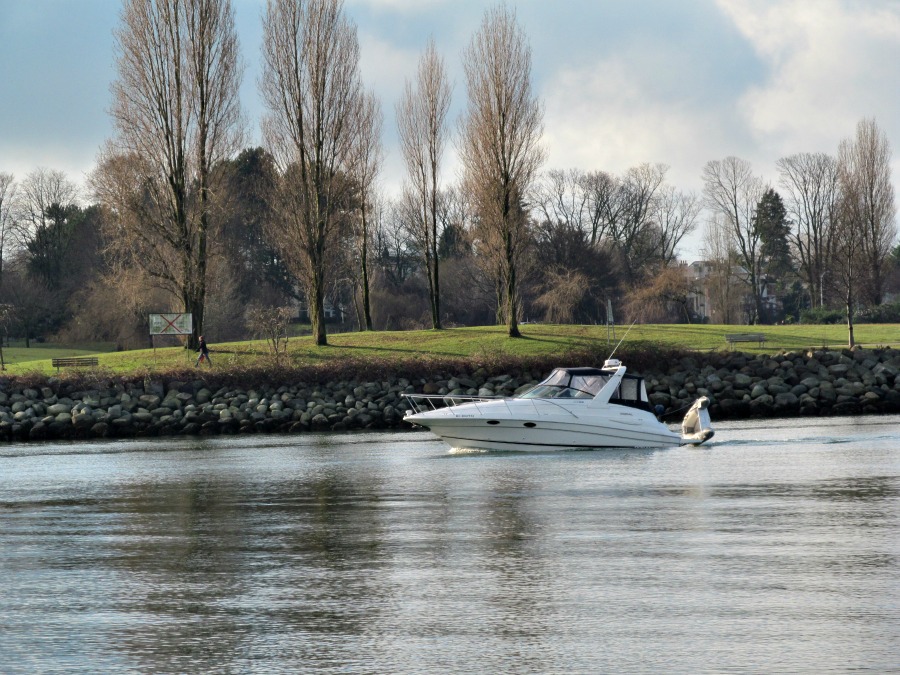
left=606, top=299, right=616, bottom=344
left=149, top=313, right=193, bottom=361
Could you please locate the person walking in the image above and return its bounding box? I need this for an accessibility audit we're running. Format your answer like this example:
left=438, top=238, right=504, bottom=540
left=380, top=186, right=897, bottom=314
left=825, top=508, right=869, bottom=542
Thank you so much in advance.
left=195, top=335, right=212, bottom=367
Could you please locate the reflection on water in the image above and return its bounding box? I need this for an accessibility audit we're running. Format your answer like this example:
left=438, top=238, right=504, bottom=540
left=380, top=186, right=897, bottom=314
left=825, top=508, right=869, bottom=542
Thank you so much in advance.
left=2, top=417, right=900, bottom=673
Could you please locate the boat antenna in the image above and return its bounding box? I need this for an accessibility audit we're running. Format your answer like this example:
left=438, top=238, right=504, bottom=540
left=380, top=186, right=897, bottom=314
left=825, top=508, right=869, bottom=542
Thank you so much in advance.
left=607, top=320, right=637, bottom=362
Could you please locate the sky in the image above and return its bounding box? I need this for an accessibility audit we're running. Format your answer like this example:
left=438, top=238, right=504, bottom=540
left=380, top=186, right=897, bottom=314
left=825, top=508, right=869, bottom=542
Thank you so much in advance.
left=1, top=0, right=899, bottom=259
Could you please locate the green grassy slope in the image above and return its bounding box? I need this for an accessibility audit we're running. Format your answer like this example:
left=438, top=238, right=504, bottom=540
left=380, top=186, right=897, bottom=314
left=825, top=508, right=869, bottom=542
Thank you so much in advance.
left=1, top=323, right=896, bottom=376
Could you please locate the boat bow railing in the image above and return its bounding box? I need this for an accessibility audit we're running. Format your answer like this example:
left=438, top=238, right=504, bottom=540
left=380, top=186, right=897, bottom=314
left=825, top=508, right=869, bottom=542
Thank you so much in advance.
left=402, top=393, right=500, bottom=415
left=402, top=393, right=580, bottom=418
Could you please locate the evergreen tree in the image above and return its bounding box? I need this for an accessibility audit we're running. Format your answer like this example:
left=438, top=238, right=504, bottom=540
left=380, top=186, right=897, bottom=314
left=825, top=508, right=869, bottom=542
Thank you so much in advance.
left=755, top=188, right=792, bottom=277
left=754, top=188, right=793, bottom=321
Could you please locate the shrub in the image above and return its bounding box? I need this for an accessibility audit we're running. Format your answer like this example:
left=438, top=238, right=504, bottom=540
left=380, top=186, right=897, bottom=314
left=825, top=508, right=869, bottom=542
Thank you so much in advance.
left=856, top=301, right=900, bottom=323
left=245, top=307, right=293, bottom=361
left=800, top=307, right=844, bottom=324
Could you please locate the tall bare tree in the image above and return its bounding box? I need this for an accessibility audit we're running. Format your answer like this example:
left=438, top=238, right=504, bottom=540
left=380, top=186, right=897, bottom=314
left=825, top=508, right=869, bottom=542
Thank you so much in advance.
left=702, top=156, right=767, bottom=324
left=837, top=117, right=897, bottom=307
left=0, top=173, right=17, bottom=286
left=397, top=38, right=452, bottom=330
left=349, top=90, right=383, bottom=331
left=98, top=0, right=242, bottom=348
left=261, top=0, right=364, bottom=346
left=460, top=4, right=544, bottom=338
left=777, top=152, right=839, bottom=308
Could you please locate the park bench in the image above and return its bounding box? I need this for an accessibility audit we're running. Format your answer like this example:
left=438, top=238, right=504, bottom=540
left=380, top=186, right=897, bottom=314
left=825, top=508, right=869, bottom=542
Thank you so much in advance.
left=51, top=356, right=99, bottom=373
left=725, top=333, right=767, bottom=348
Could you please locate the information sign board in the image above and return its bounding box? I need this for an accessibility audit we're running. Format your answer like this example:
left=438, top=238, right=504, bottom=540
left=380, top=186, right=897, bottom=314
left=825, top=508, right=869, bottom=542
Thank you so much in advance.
left=149, top=313, right=193, bottom=336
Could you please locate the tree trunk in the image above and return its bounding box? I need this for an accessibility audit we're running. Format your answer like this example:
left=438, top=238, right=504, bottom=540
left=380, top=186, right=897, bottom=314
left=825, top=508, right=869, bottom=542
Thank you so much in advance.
left=846, top=285, right=855, bottom=348
left=430, top=189, right=442, bottom=330
left=505, top=230, right=520, bottom=338
left=361, top=210, right=373, bottom=331
left=430, top=257, right=441, bottom=329
left=310, top=270, right=328, bottom=347
left=507, top=272, right=520, bottom=337
left=748, top=268, right=765, bottom=325
left=194, top=175, right=208, bottom=350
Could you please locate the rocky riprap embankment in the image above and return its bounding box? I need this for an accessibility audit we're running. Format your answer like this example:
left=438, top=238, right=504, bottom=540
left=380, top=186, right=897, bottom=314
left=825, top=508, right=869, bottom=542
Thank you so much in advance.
left=2, top=346, right=900, bottom=442
left=647, top=346, right=900, bottom=419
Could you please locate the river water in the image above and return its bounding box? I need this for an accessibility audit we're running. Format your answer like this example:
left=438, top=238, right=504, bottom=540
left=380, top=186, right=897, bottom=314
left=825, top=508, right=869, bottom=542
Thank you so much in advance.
left=2, top=416, right=899, bottom=673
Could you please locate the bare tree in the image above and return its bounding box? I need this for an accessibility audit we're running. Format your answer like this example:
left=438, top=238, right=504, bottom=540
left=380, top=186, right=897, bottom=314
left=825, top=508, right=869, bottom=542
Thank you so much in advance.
left=623, top=265, right=696, bottom=324
left=245, top=305, right=293, bottom=361
left=832, top=196, right=865, bottom=347
left=777, top=152, right=839, bottom=308
left=13, top=168, right=79, bottom=238
left=98, top=0, right=243, bottom=348
left=0, top=173, right=17, bottom=286
left=551, top=164, right=688, bottom=278
left=65, top=264, right=170, bottom=349
left=701, top=216, right=742, bottom=324
left=13, top=168, right=80, bottom=289
left=348, top=91, right=383, bottom=331
left=261, top=0, right=364, bottom=346
left=607, top=162, right=668, bottom=283
left=397, top=38, right=452, bottom=330
left=533, top=269, right=589, bottom=324
left=581, top=170, right=618, bottom=247
left=374, top=197, right=417, bottom=287
left=460, top=4, right=544, bottom=338
left=654, top=185, right=701, bottom=265
left=837, top=117, right=897, bottom=307
left=0, top=259, right=53, bottom=347
left=702, top=156, right=767, bottom=324
left=532, top=169, right=592, bottom=234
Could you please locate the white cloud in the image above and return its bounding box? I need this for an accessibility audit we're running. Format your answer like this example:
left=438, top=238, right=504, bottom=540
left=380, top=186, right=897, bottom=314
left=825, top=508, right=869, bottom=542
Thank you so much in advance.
left=721, top=0, right=900, bottom=155
left=358, top=32, right=420, bottom=106
left=542, top=55, right=732, bottom=194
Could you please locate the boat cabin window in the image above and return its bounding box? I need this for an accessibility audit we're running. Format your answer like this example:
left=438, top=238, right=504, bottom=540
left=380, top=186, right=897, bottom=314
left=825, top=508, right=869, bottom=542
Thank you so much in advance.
left=518, top=369, right=608, bottom=399
left=609, top=376, right=652, bottom=412
left=618, top=378, right=640, bottom=401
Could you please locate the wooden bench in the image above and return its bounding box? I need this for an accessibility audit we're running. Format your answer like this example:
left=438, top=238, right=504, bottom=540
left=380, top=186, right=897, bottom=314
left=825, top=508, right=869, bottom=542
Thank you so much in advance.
left=725, top=333, right=767, bottom=348
left=51, top=356, right=99, bottom=373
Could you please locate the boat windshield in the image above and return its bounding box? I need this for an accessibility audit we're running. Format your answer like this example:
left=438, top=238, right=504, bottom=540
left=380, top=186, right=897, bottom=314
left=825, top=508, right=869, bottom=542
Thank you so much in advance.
left=518, top=369, right=609, bottom=399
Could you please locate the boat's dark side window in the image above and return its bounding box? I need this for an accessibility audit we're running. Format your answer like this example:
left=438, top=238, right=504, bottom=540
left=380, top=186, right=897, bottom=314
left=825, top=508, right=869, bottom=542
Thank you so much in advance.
left=611, top=376, right=653, bottom=412
left=619, top=378, right=639, bottom=401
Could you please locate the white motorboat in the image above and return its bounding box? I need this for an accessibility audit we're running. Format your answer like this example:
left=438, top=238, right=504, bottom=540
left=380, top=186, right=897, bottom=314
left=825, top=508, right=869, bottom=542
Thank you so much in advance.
left=402, top=359, right=714, bottom=452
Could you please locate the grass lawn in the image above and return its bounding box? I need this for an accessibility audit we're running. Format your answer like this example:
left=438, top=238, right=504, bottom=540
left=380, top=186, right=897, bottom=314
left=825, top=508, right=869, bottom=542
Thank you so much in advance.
left=1, top=343, right=117, bottom=372
left=1, top=323, right=897, bottom=377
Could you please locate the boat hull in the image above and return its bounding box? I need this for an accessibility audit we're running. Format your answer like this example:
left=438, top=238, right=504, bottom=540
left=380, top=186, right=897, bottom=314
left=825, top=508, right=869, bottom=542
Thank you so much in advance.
left=406, top=400, right=685, bottom=451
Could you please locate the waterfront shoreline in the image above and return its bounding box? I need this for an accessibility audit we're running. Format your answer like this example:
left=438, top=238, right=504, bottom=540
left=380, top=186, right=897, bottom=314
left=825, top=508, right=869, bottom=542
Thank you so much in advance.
left=2, top=346, right=900, bottom=442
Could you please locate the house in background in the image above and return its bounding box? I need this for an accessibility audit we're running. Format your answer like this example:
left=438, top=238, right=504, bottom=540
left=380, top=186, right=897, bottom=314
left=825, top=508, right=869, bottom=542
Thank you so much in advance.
left=683, top=260, right=782, bottom=324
